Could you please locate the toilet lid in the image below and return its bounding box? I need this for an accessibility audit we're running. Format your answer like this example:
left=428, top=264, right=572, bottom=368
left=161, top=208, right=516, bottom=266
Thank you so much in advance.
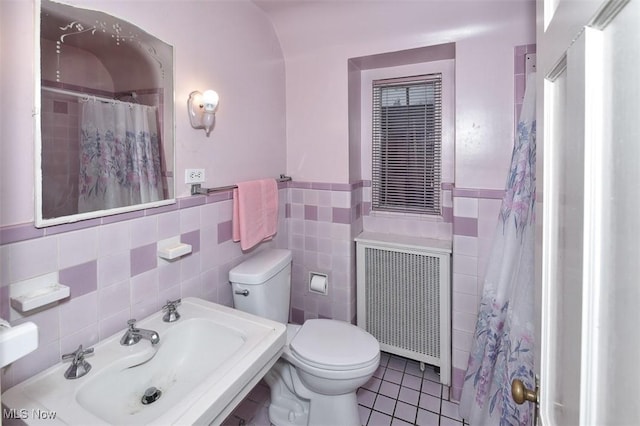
left=290, top=319, right=379, bottom=370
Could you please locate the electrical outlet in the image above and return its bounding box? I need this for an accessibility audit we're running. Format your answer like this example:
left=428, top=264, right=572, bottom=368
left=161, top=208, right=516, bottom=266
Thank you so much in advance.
left=185, top=169, right=205, bottom=184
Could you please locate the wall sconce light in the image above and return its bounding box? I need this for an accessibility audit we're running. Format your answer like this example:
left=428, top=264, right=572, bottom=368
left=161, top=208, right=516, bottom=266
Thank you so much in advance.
left=188, top=90, right=219, bottom=136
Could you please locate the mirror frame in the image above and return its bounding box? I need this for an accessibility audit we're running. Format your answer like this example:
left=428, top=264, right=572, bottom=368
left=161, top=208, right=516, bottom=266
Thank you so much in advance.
left=34, top=0, right=176, bottom=228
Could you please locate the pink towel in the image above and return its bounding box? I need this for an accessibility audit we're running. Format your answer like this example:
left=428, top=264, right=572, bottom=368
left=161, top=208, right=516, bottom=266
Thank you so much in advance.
left=232, top=179, right=279, bottom=251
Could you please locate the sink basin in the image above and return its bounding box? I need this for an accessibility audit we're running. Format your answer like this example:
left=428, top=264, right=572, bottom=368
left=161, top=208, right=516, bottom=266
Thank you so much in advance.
left=0, top=321, right=38, bottom=368
left=1, top=298, right=286, bottom=425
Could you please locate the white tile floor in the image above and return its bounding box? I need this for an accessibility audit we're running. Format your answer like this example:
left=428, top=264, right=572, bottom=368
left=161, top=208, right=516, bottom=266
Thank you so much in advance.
left=222, top=352, right=468, bottom=426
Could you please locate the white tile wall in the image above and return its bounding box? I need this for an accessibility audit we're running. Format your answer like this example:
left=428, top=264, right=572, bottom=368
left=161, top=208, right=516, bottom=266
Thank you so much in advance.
left=8, top=237, right=58, bottom=283
left=452, top=198, right=478, bottom=219
left=58, top=228, right=99, bottom=269
left=130, top=216, right=159, bottom=247
left=98, top=221, right=131, bottom=257
left=453, top=273, right=478, bottom=296
left=452, top=254, right=478, bottom=276
left=2, top=181, right=506, bottom=401
left=452, top=235, right=478, bottom=257
left=0, top=189, right=290, bottom=390
left=98, top=252, right=130, bottom=288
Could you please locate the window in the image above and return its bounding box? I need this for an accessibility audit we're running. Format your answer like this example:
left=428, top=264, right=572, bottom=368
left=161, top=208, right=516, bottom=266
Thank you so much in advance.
left=372, top=74, right=442, bottom=215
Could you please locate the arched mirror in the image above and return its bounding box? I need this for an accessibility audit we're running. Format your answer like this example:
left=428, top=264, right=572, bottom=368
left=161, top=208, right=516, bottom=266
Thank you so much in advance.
left=36, top=0, right=175, bottom=227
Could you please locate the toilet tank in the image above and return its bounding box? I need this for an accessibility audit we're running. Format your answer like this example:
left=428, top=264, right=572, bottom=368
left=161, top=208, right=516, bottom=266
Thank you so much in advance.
left=229, top=249, right=292, bottom=323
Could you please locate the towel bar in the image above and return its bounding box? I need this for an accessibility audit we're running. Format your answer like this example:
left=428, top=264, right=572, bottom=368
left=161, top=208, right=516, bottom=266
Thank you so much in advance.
left=190, top=174, right=291, bottom=195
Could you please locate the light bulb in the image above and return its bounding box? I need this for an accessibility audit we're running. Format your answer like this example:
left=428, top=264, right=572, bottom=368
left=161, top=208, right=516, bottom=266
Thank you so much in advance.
left=202, top=90, right=219, bottom=113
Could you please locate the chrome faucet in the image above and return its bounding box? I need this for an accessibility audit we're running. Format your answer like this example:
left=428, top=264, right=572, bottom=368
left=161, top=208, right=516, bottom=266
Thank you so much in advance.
left=162, top=299, right=181, bottom=323
left=120, top=319, right=160, bottom=346
left=62, top=344, right=94, bottom=379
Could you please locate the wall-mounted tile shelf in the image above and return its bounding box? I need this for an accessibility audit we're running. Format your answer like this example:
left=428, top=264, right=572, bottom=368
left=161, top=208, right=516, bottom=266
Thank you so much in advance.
left=10, top=283, right=70, bottom=313
left=157, top=236, right=192, bottom=261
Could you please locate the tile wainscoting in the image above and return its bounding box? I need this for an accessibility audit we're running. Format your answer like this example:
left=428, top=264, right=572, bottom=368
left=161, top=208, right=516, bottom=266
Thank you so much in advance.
left=1, top=180, right=504, bottom=402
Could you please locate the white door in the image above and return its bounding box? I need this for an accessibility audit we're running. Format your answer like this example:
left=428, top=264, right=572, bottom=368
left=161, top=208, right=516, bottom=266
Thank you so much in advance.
left=536, top=0, right=640, bottom=424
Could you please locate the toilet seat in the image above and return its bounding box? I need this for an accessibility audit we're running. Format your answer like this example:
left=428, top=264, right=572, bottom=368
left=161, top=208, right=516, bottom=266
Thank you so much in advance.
left=289, top=319, right=379, bottom=371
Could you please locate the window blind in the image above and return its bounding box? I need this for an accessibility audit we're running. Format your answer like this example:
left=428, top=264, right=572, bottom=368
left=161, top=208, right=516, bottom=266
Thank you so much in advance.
left=372, top=74, right=442, bottom=215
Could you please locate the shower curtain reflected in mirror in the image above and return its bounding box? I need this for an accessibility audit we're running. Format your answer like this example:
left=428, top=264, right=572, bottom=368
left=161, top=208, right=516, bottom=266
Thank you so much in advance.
left=78, top=99, right=163, bottom=213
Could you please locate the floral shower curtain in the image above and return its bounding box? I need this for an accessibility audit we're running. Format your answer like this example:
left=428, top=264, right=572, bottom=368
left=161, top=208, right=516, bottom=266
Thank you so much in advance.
left=459, top=71, right=537, bottom=426
left=78, top=99, right=163, bottom=213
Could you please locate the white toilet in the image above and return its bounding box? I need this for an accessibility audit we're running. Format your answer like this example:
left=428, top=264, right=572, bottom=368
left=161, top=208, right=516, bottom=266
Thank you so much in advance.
left=229, top=249, right=380, bottom=426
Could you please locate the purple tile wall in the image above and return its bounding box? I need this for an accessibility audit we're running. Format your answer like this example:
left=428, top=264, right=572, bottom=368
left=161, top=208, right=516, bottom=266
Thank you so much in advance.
left=0, top=188, right=289, bottom=390
left=59, top=261, right=97, bottom=298
left=0, top=286, right=9, bottom=321
left=130, top=243, right=158, bottom=277
left=217, top=220, right=233, bottom=243
left=452, top=217, right=478, bottom=238
left=1, top=137, right=526, bottom=400
left=181, top=230, right=200, bottom=253
left=361, top=181, right=454, bottom=239
left=286, top=181, right=363, bottom=324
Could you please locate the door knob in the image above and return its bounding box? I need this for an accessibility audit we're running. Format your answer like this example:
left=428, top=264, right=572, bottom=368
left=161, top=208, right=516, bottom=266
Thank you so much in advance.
left=511, top=379, right=538, bottom=405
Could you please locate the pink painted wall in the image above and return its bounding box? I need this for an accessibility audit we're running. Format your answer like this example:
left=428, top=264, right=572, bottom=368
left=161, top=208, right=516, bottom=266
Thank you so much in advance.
left=1, top=0, right=536, bottom=401
left=260, top=1, right=535, bottom=187
left=0, top=0, right=288, bottom=391
left=259, top=0, right=535, bottom=398
left=0, top=0, right=286, bottom=227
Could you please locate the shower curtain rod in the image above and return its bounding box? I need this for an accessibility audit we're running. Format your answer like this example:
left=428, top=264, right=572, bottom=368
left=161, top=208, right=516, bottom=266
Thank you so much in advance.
left=41, top=86, right=138, bottom=105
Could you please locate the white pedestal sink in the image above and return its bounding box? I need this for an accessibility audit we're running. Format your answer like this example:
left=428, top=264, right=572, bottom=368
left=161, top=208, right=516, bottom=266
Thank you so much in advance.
left=0, top=321, right=38, bottom=368
left=2, top=298, right=286, bottom=425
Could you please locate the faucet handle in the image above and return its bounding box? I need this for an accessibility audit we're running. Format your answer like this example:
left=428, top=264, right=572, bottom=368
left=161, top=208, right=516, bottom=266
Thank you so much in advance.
left=126, top=318, right=137, bottom=329
left=163, top=299, right=181, bottom=311
left=62, top=344, right=94, bottom=363
left=62, top=345, right=93, bottom=380
left=162, top=299, right=181, bottom=322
